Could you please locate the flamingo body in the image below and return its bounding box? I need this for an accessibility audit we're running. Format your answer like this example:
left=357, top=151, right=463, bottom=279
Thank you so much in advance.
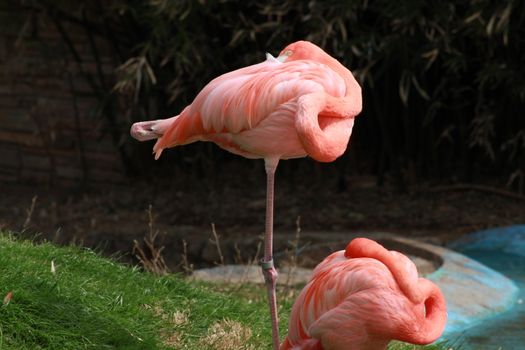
left=130, top=41, right=361, bottom=163
left=281, top=238, right=447, bottom=350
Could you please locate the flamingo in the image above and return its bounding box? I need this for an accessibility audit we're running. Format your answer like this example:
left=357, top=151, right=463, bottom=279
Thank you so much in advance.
left=130, top=41, right=362, bottom=349
left=281, top=238, right=447, bottom=350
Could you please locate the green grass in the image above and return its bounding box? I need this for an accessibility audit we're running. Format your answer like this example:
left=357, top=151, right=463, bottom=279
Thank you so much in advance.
left=0, top=233, right=448, bottom=349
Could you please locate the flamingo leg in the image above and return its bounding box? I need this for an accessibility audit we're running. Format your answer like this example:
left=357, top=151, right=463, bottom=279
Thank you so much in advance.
left=262, top=157, right=280, bottom=350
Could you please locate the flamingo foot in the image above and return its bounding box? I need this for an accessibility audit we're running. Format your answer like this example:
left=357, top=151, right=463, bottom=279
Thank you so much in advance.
left=261, top=259, right=280, bottom=350
left=131, top=115, right=180, bottom=142
left=130, top=121, right=163, bottom=141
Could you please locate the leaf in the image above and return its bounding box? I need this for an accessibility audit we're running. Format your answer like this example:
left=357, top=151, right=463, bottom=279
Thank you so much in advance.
left=496, top=3, right=512, bottom=33
left=435, top=124, right=456, bottom=147
left=486, top=13, right=497, bottom=36
left=421, top=48, right=439, bottom=70
left=337, top=18, right=347, bottom=42
left=229, top=30, right=245, bottom=47
left=3, top=291, right=12, bottom=305
left=350, top=45, right=362, bottom=57
left=464, top=11, right=482, bottom=24
left=469, top=113, right=496, bottom=161
left=411, top=75, right=430, bottom=100
left=144, top=58, right=157, bottom=85
left=399, top=70, right=411, bottom=106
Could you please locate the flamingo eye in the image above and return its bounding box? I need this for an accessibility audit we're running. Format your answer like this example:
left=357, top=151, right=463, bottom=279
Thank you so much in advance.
left=283, top=50, right=293, bottom=56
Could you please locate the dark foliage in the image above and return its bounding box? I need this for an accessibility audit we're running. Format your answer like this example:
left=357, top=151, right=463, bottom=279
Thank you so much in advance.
left=5, top=0, right=525, bottom=191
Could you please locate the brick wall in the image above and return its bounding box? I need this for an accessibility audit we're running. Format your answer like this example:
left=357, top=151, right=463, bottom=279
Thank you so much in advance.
left=0, top=7, right=126, bottom=186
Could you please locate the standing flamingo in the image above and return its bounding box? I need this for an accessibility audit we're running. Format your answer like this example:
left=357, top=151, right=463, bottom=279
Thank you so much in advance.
left=130, top=41, right=362, bottom=349
left=281, top=238, right=447, bottom=350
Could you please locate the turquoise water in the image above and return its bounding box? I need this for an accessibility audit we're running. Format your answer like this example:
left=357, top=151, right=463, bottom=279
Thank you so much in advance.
left=448, top=227, right=525, bottom=350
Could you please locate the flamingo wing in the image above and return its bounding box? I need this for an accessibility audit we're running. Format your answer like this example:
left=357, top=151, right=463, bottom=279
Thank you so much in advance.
left=284, top=256, right=395, bottom=348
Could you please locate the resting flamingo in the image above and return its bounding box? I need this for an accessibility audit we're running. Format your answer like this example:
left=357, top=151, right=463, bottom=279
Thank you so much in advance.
left=281, top=238, right=447, bottom=350
left=130, top=41, right=362, bottom=349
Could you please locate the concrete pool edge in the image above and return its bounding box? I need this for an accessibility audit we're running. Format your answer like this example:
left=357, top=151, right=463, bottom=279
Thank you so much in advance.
left=448, top=224, right=525, bottom=258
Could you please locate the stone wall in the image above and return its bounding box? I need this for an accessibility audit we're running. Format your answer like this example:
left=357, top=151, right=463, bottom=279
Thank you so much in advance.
left=0, top=7, right=126, bottom=187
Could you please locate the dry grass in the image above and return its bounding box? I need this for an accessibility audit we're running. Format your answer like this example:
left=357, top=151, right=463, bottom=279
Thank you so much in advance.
left=180, top=238, right=194, bottom=274
left=142, top=303, right=190, bottom=347
left=160, top=310, right=189, bottom=347
left=21, top=195, right=37, bottom=232
left=209, top=223, right=225, bottom=266
left=132, top=205, right=169, bottom=275
left=198, top=319, right=254, bottom=350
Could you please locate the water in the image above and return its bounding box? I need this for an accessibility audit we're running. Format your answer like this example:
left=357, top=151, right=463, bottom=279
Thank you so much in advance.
left=449, top=226, right=525, bottom=350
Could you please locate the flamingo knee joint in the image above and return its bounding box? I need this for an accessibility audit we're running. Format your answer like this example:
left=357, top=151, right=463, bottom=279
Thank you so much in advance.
left=260, top=258, right=275, bottom=270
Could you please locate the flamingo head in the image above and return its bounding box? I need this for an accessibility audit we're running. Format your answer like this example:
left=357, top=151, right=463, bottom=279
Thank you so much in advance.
left=277, top=41, right=330, bottom=64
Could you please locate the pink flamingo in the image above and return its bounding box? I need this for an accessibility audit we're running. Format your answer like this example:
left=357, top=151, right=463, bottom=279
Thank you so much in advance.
left=130, top=41, right=362, bottom=349
left=281, top=238, right=447, bottom=350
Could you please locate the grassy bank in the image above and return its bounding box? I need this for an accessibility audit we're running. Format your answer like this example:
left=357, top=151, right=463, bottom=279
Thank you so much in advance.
left=0, top=233, right=446, bottom=349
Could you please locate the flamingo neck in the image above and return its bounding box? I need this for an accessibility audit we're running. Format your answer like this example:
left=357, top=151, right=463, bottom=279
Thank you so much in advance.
left=322, top=56, right=357, bottom=97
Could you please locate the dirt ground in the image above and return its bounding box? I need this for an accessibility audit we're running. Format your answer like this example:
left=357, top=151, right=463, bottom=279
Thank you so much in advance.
left=0, top=173, right=523, bottom=272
